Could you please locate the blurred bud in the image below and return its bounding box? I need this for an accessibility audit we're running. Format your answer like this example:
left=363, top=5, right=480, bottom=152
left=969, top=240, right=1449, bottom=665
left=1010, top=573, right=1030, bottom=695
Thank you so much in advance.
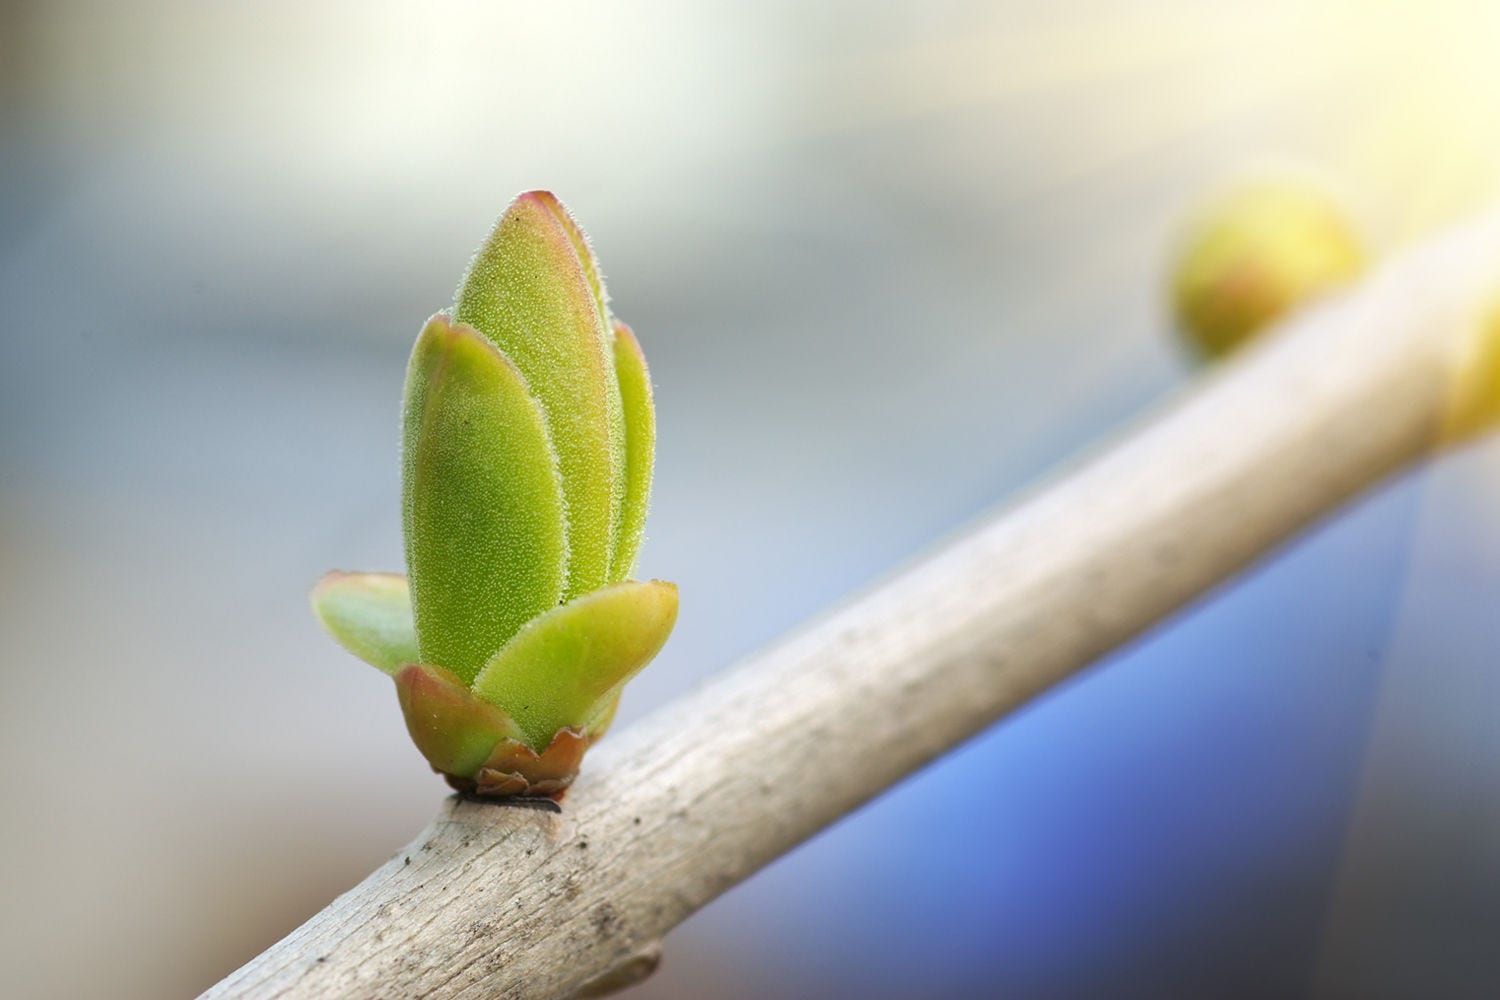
left=313, top=192, right=676, bottom=799
left=1442, top=298, right=1500, bottom=443
left=1171, top=178, right=1366, bottom=358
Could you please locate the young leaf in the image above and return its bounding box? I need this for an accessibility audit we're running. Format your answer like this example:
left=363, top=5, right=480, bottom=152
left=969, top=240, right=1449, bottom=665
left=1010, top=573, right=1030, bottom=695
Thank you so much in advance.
left=402, top=314, right=567, bottom=685
left=471, top=579, right=678, bottom=750
left=586, top=691, right=621, bottom=739
left=528, top=190, right=609, bottom=335
left=453, top=191, right=625, bottom=600
left=309, top=571, right=418, bottom=674
left=394, top=663, right=523, bottom=778
left=609, top=321, right=656, bottom=581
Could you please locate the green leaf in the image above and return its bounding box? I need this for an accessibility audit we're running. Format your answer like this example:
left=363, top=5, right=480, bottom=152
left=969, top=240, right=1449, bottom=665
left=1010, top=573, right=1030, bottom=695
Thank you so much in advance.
left=453, top=191, right=624, bottom=601
left=585, top=691, right=621, bottom=739
left=309, top=571, right=418, bottom=675
left=471, top=579, right=678, bottom=750
left=394, top=663, right=522, bottom=778
left=609, top=321, right=656, bottom=581
left=402, top=313, right=567, bottom=685
left=529, top=190, right=610, bottom=335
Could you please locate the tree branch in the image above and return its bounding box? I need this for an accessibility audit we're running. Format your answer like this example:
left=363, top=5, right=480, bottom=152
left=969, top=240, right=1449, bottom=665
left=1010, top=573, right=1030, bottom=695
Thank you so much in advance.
left=204, top=212, right=1500, bottom=1000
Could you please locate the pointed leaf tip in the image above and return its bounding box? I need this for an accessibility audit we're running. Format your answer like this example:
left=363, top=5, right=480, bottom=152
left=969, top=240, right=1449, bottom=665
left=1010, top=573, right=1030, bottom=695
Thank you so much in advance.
left=521, top=191, right=609, bottom=320
left=453, top=197, right=624, bottom=601
left=472, top=579, right=679, bottom=750
left=310, top=571, right=418, bottom=675
left=402, top=314, right=568, bottom=685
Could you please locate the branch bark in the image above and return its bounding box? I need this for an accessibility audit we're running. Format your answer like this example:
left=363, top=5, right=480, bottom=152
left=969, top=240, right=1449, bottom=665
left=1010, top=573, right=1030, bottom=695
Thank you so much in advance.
left=205, top=212, right=1500, bottom=1000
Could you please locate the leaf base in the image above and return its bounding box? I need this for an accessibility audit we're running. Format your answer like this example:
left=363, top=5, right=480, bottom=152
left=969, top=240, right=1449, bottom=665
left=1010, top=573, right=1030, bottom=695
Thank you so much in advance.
left=439, top=728, right=591, bottom=801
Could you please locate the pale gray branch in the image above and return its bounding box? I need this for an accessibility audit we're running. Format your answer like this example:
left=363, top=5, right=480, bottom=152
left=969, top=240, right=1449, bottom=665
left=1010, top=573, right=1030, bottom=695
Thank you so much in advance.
left=204, top=212, right=1500, bottom=1000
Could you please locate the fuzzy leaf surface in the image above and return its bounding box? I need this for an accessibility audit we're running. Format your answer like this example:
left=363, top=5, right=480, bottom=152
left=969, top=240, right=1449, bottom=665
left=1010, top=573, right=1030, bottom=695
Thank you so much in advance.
left=609, top=321, right=656, bottom=580
left=453, top=191, right=624, bottom=600
left=309, top=571, right=418, bottom=674
left=472, top=579, right=678, bottom=750
left=402, top=314, right=567, bottom=685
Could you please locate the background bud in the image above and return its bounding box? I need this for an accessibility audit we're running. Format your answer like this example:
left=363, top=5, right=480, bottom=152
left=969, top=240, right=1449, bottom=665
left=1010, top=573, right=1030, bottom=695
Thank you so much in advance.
left=1171, top=177, right=1366, bottom=357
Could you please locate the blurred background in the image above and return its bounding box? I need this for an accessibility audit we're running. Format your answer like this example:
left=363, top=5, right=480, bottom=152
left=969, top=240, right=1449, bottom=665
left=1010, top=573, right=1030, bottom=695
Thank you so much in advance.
left=2, top=1, right=1499, bottom=997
